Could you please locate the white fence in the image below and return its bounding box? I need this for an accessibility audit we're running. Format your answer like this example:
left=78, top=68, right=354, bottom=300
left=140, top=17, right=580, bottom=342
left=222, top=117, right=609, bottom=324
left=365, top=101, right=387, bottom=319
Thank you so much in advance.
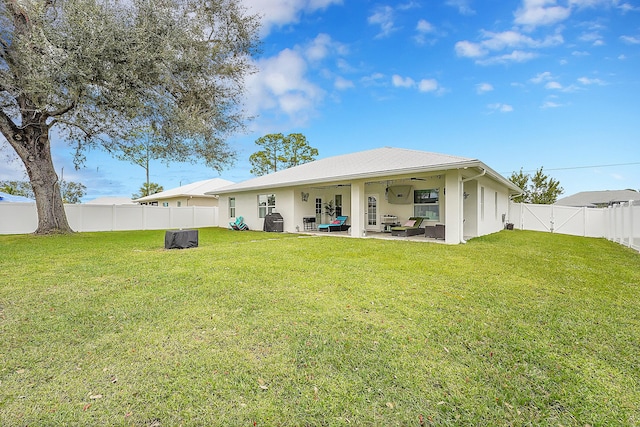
left=0, top=203, right=219, bottom=234
left=605, top=200, right=640, bottom=252
left=509, top=201, right=640, bottom=252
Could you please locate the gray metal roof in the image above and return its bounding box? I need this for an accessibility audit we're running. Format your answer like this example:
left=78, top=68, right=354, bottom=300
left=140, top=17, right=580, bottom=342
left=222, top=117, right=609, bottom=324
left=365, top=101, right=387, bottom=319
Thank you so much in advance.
left=555, top=189, right=639, bottom=207
left=212, top=147, right=521, bottom=194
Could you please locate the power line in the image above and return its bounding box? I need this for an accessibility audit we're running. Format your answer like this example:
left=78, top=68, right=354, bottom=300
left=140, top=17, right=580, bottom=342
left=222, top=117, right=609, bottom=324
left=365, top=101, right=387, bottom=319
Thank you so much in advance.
left=504, top=162, right=640, bottom=174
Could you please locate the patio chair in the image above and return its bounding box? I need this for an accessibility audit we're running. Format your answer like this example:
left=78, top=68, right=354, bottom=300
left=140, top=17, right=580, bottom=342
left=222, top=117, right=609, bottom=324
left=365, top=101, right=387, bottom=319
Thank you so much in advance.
left=317, top=215, right=350, bottom=232
left=229, top=216, right=249, bottom=231
left=391, top=217, right=424, bottom=237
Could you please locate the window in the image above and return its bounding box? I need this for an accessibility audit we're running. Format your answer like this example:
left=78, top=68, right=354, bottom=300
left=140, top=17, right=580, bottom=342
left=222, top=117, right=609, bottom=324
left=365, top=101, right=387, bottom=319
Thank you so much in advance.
left=315, top=198, right=322, bottom=222
left=177, top=201, right=182, bottom=207
left=335, top=194, right=343, bottom=217
left=229, top=197, right=236, bottom=218
left=258, top=194, right=276, bottom=218
left=413, top=189, right=439, bottom=220
left=162, top=202, right=169, bottom=207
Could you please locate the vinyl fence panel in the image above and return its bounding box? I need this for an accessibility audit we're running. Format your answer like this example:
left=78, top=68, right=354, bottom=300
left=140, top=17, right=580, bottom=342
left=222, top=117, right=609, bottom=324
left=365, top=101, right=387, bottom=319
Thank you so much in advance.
left=0, top=203, right=218, bottom=234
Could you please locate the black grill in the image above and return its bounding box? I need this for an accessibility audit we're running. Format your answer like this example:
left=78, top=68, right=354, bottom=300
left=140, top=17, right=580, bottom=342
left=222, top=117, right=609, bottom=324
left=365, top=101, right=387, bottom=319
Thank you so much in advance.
left=263, top=213, right=284, bottom=232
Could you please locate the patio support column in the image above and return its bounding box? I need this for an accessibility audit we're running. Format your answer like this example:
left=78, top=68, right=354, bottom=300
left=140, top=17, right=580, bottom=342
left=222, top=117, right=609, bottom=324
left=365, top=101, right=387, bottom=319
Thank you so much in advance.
left=350, top=180, right=365, bottom=237
left=445, top=170, right=462, bottom=244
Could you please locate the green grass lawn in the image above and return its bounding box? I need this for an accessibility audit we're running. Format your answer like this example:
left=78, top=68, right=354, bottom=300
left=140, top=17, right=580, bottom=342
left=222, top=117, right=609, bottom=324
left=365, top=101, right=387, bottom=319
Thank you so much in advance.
left=0, top=228, right=639, bottom=426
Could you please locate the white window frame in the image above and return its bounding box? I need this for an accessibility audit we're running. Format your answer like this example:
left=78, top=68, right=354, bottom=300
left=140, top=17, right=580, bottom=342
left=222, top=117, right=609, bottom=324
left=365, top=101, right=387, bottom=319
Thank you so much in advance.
left=229, top=197, right=236, bottom=218
left=258, top=194, right=276, bottom=218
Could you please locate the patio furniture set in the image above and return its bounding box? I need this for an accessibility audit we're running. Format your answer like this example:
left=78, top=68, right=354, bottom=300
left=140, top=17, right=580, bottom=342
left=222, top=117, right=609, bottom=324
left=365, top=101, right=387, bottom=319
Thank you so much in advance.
left=390, top=217, right=445, bottom=239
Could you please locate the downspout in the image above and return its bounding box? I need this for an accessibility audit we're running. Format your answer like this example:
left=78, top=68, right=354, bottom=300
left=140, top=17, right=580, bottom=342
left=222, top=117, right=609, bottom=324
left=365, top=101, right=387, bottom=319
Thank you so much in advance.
left=459, top=168, right=486, bottom=244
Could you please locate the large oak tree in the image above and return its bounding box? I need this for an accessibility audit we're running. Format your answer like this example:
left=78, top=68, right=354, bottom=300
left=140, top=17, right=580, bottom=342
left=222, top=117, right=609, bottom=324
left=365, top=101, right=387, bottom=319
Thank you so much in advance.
left=0, top=0, right=260, bottom=233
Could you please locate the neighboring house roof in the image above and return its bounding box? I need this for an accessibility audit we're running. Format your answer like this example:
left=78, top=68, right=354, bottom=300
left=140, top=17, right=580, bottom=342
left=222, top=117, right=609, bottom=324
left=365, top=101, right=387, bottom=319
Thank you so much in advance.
left=211, top=147, right=522, bottom=194
left=555, top=189, right=639, bottom=207
left=133, top=178, right=235, bottom=202
left=0, top=191, right=34, bottom=202
left=85, top=197, right=136, bottom=205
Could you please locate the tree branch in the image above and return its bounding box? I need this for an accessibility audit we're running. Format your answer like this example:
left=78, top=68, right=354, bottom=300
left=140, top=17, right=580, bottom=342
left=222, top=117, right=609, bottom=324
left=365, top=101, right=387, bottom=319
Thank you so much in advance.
left=0, top=107, right=18, bottom=139
left=48, top=100, right=76, bottom=118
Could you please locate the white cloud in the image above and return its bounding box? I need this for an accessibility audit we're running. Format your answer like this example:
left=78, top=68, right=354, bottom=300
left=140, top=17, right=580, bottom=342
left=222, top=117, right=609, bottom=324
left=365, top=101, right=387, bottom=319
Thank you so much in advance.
left=392, top=74, right=415, bottom=88
left=243, top=0, right=343, bottom=36
left=334, top=76, right=354, bottom=90
left=414, top=19, right=439, bottom=45
left=480, top=29, right=563, bottom=50
left=476, top=82, right=494, bottom=94
left=545, top=81, right=563, bottom=89
left=418, top=79, right=439, bottom=92
left=620, top=35, right=640, bottom=44
left=454, top=40, right=487, bottom=58
left=361, top=73, right=386, bottom=86
left=514, top=0, right=571, bottom=28
left=476, top=50, right=538, bottom=65
left=368, top=5, right=397, bottom=38
left=577, top=76, right=605, bottom=85
left=578, top=31, right=604, bottom=46
left=245, top=48, right=324, bottom=121
left=446, top=0, right=475, bottom=15
left=617, top=2, right=640, bottom=12
left=304, top=33, right=348, bottom=62
left=416, top=19, right=435, bottom=33
left=390, top=75, right=442, bottom=94
left=455, top=29, right=561, bottom=64
left=541, top=100, right=563, bottom=108
left=572, top=50, right=591, bottom=56
left=529, top=71, right=554, bottom=83
left=488, top=103, right=514, bottom=113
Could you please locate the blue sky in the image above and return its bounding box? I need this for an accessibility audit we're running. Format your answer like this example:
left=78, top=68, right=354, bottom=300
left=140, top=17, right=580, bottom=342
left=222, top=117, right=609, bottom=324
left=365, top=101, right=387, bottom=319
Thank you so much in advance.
left=1, top=0, right=639, bottom=200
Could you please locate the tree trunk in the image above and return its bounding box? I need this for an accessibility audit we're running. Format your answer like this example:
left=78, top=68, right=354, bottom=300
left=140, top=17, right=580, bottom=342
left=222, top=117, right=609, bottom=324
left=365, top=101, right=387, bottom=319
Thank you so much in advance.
left=9, top=123, right=73, bottom=234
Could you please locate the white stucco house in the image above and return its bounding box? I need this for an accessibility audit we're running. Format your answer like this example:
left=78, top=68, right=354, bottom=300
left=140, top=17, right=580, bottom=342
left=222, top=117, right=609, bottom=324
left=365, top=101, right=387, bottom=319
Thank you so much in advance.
left=210, top=147, right=522, bottom=244
left=134, top=178, right=234, bottom=207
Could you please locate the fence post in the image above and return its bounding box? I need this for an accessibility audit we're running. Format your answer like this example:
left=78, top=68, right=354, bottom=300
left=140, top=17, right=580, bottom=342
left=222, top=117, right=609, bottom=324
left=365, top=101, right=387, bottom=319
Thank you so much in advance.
left=628, top=200, right=633, bottom=248
left=519, top=202, right=524, bottom=230
left=142, top=205, right=147, bottom=230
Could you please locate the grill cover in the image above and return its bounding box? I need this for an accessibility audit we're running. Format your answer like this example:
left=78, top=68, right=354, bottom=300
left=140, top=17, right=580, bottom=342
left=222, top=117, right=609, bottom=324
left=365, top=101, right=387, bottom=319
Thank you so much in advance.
left=263, top=213, right=284, bottom=232
left=165, top=229, right=199, bottom=249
